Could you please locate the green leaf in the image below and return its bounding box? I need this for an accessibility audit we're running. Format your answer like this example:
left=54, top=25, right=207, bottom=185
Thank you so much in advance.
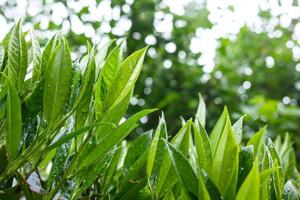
left=262, top=143, right=273, bottom=170
left=247, top=125, right=267, bottom=157
left=271, top=160, right=285, bottom=200
left=106, top=46, right=148, bottom=110
left=97, top=89, right=133, bottom=140
left=261, top=144, right=273, bottom=200
left=5, top=76, right=22, bottom=160
left=204, top=174, right=222, bottom=200
left=267, top=138, right=282, bottom=166
left=95, top=39, right=115, bottom=78
left=164, top=140, right=198, bottom=198
left=75, top=108, right=156, bottom=171
left=75, top=46, right=96, bottom=129
left=147, top=113, right=167, bottom=178
left=97, top=42, right=123, bottom=103
left=6, top=20, right=28, bottom=90
left=260, top=168, right=278, bottom=183
left=41, top=34, right=60, bottom=70
left=156, top=121, right=191, bottom=197
left=192, top=122, right=212, bottom=174
left=198, top=173, right=211, bottom=200
left=235, top=160, right=260, bottom=200
left=30, top=31, right=42, bottom=86
left=278, top=134, right=296, bottom=176
left=210, top=106, right=229, bottom=155
left=179, top=188, right=193, bottom=200
left=232, top=115, right=246, bottom=144
left=43, top=37, right=72, bottom=124
left=267, top=140, right=285, bottom=200
left=195, top=93, right=206, bottom=127
left=237, top=145, right=254, bottom=190
left=118, top=178, right=148, bottom=200
left=67, top=65, right=81, bottom=112
left=212, top=117, right=239, bottom=196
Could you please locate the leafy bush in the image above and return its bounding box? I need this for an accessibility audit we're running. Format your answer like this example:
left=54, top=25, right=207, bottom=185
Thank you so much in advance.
left=146, top=96, right=300, bottom=200
left=0, top=22, right=299, bottom=199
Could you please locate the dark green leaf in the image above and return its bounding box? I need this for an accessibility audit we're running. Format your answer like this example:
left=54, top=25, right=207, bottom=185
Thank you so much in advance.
left=43, top=37, right=72, bottom=124
left=30, top=31, right=42, bottom=86
left=164, top=140, right=198, bottom=198
left=236, top=160, right=260, bottom=200
left=237, top=145, right=254, bottom=190
left=192, top=122, right=212, bottom=174
left=6, top=20, right=28, bottom=90
left=147, top=113, right=168, bottom=179
left=156, top=121, right=191, bottom=197
left=5, top=76, right=22, bottom=160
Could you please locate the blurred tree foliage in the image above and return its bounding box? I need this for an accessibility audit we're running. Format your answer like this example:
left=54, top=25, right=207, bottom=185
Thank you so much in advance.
left=0, top=0, right=299, bottom=156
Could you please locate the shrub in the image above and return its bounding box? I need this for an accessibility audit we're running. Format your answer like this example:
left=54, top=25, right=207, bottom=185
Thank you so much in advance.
left=0, top=21, right=299, bottom=199
left=146, top=96, right=300, bottom=199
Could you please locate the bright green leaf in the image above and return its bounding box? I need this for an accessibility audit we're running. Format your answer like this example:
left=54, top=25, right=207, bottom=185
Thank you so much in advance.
left=210, top=106, right=229, bottom=155
left=164, top=140, right=198, bottom=198
left=43, top=37, right=72, bottom=124
left=235, top=160, right=260, bottom=200
left=212, top=118, right=239, bottom=196
left=195, top=93, right=206, bottom=127
left=5, top=77, right=22, bottom=160
left=232, top=115, right=246, bottom=144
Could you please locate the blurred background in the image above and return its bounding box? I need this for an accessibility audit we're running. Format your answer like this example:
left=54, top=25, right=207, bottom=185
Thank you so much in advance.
left=0, top=0, right=299, bottom=156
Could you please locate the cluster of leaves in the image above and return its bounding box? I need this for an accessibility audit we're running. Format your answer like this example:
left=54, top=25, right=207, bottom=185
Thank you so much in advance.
left=0, top=21, right=154, bottom=199
left=0, top=22, right=299, bottom=199
left=145, top=95, right=300, bottom=199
